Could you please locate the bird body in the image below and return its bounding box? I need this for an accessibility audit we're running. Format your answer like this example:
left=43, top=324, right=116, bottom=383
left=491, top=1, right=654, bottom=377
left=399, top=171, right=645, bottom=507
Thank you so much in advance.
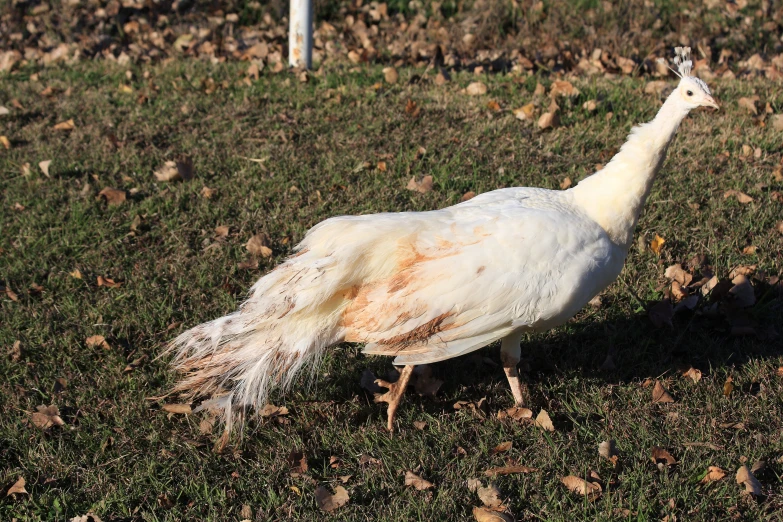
left=168, top=47, right=718, bottom=433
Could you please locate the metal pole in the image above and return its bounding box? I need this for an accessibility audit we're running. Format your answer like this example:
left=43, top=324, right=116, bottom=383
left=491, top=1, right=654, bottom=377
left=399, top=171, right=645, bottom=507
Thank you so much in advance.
left=289, top=0, right=313, bottom=69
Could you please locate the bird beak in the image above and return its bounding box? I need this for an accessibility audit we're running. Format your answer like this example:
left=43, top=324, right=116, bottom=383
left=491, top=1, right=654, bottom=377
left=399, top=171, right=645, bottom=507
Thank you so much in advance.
left=705, top=95, right=719, bottom=110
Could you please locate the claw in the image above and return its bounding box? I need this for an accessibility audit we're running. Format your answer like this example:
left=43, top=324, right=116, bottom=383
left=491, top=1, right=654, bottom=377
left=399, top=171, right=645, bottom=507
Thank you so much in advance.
left=373, top=365, right=415, bottom=431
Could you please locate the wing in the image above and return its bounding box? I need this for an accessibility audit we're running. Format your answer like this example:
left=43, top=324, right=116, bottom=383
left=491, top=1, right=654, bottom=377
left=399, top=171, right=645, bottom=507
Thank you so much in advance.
left=337, top=189, right=616, bottom=365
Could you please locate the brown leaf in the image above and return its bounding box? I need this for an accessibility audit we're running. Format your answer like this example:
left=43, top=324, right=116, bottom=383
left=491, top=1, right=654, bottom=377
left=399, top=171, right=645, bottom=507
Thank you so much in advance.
left=651, top=446, right=677, bottom=466
left=246, top=234, right=273, bottom=258
left=30, top=404, right=65, bottom=430
left=214, top=225, right=230, bottom=239
left=0, top=135, right=10, bottom=149
left=487, top=100, right=501, bottom=112
left=664, top=264, right=693, bottom=286
left=738, top=96, right=759, bottom=115
left=701, top=466, right=726, bottom=483
left=123, top=355, right=146, bottom=372
left=413, top=420, right=427, bottom=430
left=477, top=483, right=504, bottom=508
left=723, top=190, right=754, bottom=204
left=598, top=440, right=619, bottom=461
left=513, top=103, right=536, bottom=121
left=497, top=407, right=533, bottom=421
left=382, top=67, right=399, bottom=84
left=287, top=450, right=308, bottom=473
left=650, top=233, right=665, bottom=254
left=70, top=269, right=82, bottom=279
left=53, top=119, right=75, bottom=131
left=85, top=335, right=110, bottom=350
left=96, top=276, right=122, bottom=288
left=199, top=415, right=215, bottom=435
left=4, top=287, right=19, bottom=301
left=404, top=471, right=434, bottom=490
left=162, top=403, right=192, bottom=414
left=466, top=82, right=487, bottom=96
left=38, top=160, right=52, bottom=177
left=549, top=80, right=579, bottom=98
left=153, top=161, right=181, bottom=182
left=537, top=111, right=559, bottom=130
left=484, top=465, right=538, bottom=476
left=6, top=477, right=27, bottom=497
left=723, top=376, right=734, bottom=397
left=9, top=340, right=22, bottom=362
left=376, top=161, right=387, bottom=172
left=97, top=187, right=126, bottom=205
left=259, top=404, right=288, bottom=417
left=652, top=380, right=675, bottom=403
left=560, top=177, right=572, bottom=190
left=406, top=175, right=434, bottom=193
left=534, top=409, right=555, bottom=431
left=200, top=186, right=217, bottom=199
left=561, top=475, right=602, bottom=500
left=461, top=191, right=476, bottom=202
left=736, top=465, right=762, bottom=496
left=404, top=99, right=421, bottom=117
left=472, top=507, right=513, bottom=522
left=583, top=99, right=598, bottom=112
left=682, top=367, right=702, bottom=383
left=644, top=80, right=668, bottom=94
left=490, top=441, right=512, bottom=455
left=315, top=485, right=349, bottom=512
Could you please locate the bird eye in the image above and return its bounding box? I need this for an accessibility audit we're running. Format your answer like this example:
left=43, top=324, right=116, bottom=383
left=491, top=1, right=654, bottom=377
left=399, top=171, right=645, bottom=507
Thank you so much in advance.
left=686, top=90, right=693, bottom=96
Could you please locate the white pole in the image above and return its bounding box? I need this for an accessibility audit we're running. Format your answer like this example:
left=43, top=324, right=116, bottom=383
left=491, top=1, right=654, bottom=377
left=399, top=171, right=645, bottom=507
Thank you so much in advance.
left=289, top=0, right=313, bottom=69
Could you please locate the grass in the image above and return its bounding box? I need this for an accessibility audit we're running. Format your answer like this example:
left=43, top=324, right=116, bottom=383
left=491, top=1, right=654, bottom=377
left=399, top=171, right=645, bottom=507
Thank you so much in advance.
left=1, top=60, right=782, bottom=521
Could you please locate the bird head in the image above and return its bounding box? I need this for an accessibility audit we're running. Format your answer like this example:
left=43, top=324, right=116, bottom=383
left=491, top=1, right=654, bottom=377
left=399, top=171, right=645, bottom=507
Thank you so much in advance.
left=664, top=47, right=719, bottom=110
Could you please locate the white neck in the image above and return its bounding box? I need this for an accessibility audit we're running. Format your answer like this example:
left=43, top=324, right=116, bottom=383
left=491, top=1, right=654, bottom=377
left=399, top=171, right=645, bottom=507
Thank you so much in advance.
left=569, top=94, right=690, bottom=249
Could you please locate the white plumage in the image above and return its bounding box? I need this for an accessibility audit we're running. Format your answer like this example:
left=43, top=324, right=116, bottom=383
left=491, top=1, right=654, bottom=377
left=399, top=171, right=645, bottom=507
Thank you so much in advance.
left=168, top=47, right=718, bottom=434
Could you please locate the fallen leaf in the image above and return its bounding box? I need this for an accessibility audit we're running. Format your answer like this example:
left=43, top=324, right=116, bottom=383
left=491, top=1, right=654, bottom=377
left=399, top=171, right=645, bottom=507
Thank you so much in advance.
left=38, top=160, right=52, bottom=177
left=406, top=175, right=434, bottom=193
left=30, top=404, right=65, bottom=430
left=4, top=287, right=19, bottom=301
left=549, top=80, right=579, bottom=98
left=0, top=136, right=10, bottom=149
left=723, top=376, right=734, bottom=397
left=162, top=403, right=192, bottom=414
left=537, top=111, right=559, bottom=130
left=701, top=466, right=726, bottom=483
left=664, top=264, right=693, bottom=286
left=651, top=447, right=677, bottom=466
left=644, top=80, right=668, bottom=94
left=97, top=187, right=126, bottom=205
left=96, top=276, right=122, bottom=288
left=404, top=471, right=434, bottom=490
left=246, top=234, right=273, bottom=258
left=561, top=475, right=602, bottom=500
left=287, top=450, right=308, bottom=473
left=472, top=507, right=513, bottom=522
left=201, top=186, right=217, bottom=199
left=736, top=465, right=762, bottom=496
left=315, top=485, right=349, bottom=512
left=513, top=103, right=536, bottom=120
left=484, top=465, right=538, bottom=476
left=650, top=234, right=665, bottom=254
left=490, top=441, right=512, bottom=454
left=9, top=340, right=22, bottom=362
left=723, top=190, right=754, bottom=204
left=53, top=119, right=75, bottom=131
left=487, top=100, right=501, bottom=111
left=383, top=67, right=399, bottom=84
left=477, top=483, right=504, bottom=508
left=6, top=477, right=27, bottom=497
left=85, top=335, right=110, bottom=349
left=214, top=225, right=230, bottom=239
left=560, top=177, right=572, bottom=189
left=199, top=415, right=215, bottom=434
left=153, top=161, right=181, bottom=182
left=259, top=404, right=288, bottom=417
left=533, top=83, right=546, bottom=96
left=69, top=269, right=82, bottom=279
left=0, top=106, right=9, bottom=116
left=738, top=96, right=759, bottom=115
left=461, top=191, right=476, bottom=201
left=682, top=367, right=702, bottom=383
left=496, top=407, right=533, bottom=421
left=598, top=440, right=619, bottom=461
left=583, top=99, right=598, bottom=111
left=240, top=505, right=253, bottom=519
left=123, top=355, right=146, bottom=372
left=534, top=409, right=555, bottom=431
left=413, top=420, right=427, bottom=430
left=376, top=161, right=387, bottom=172
left=652, top=381, right=675, bottom=403
left=466, top=82, right=487, bottom=96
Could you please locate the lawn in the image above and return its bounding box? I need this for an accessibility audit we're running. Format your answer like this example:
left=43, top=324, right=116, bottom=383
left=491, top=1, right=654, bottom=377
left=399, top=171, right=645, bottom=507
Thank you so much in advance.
left=1, top=59, right=782, bottom=521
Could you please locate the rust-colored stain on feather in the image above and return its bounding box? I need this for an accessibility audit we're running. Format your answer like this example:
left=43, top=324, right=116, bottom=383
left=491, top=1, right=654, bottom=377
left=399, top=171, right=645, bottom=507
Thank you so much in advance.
left=376, top=311, right=452, bottom=348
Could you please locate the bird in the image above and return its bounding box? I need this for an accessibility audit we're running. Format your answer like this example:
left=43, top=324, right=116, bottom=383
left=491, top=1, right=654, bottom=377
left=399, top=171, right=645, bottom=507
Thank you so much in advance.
left=167, top=47, right=718, bottom=438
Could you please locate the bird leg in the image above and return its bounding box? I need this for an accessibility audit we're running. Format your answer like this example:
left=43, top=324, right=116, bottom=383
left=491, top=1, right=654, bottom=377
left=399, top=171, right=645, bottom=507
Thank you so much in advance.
left=500, top=333, right=528, bottom=406
left=374, top=364, right=415, bottom=432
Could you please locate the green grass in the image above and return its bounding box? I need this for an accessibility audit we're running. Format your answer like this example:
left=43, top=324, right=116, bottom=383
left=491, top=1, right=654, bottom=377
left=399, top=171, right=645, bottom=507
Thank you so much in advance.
left=1, top=61, right=782, bottom=521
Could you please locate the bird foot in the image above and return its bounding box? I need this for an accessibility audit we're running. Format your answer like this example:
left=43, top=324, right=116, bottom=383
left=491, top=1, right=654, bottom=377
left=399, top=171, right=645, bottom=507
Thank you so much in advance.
left=373, top=364, right=415, bottom=432
left=501, top=353, right=529, bottom=407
